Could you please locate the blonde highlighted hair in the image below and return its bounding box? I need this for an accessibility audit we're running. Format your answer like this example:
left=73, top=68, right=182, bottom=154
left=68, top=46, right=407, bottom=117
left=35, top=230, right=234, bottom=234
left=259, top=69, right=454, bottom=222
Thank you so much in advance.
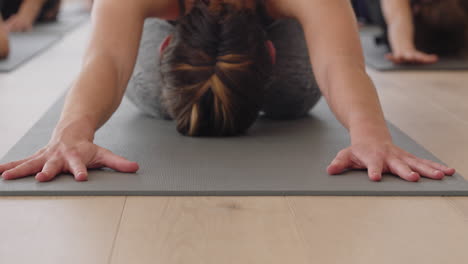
left=160, top=0, right=273, bottom=136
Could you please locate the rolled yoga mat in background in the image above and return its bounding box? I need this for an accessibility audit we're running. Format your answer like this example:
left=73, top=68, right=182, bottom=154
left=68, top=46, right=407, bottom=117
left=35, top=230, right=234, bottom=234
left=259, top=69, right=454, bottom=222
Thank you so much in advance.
left=1, top=96, right=467, bottom=196
left=361, top=34, right=468, bottom=71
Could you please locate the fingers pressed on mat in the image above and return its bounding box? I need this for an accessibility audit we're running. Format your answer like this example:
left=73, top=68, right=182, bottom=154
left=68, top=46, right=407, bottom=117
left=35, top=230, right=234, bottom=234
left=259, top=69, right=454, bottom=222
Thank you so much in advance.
left=415, top=52, right=438, bottom=63
left=364, top=157, right=383, bottom=182
left=96, top=148, right=139, bottom=173
left=0, top=158, right=31, bottom=173
left=387, top=158, right=420, bottom=182
left=404, top=158, right=444, bottom=180
left=2, top=157, right=44, bottom=180
left=327, top=150, right=352, bottom=175
left=420, top=159, right=455, bottom=176
left=66, top=155, right=88, bottom=181
left=36, top=158, right=64, bottom=182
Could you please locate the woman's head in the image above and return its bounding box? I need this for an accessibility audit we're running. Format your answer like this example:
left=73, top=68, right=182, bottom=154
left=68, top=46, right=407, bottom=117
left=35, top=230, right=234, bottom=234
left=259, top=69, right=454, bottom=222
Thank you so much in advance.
left=160, top=0, right=274, bottom=137
left=413, top=0, right=468, bottom=55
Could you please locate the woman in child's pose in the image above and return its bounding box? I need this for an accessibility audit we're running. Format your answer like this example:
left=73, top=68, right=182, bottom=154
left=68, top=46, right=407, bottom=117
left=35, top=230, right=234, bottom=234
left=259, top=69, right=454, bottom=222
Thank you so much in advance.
left=0, top=0, right=455, bottom=182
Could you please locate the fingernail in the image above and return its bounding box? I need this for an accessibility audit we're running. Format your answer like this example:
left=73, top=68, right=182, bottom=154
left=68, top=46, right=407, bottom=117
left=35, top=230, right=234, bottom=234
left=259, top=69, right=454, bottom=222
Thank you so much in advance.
left=35, top=172, right=43, bottom=180
left=77, top=172, right=88, bottom=181
left=372, top=174, right=382, bottom=181
left=409, top=172, right=420, bottom=181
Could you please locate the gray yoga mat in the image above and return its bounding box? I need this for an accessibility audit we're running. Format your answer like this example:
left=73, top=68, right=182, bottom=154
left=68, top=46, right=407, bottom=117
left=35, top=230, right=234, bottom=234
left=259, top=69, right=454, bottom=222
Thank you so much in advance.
left=0, top=32, right=61, bottom=72
left=361, top=34, right=468, bottom=71
left=1, top=96, right=468, bottom=196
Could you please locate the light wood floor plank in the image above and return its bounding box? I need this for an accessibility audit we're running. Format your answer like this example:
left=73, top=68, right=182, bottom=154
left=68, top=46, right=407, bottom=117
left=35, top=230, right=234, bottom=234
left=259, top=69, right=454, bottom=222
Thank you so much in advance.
left=0, top=197, right=126, bottom=264
left=289, top=196, right=468, bottom=264
left=370, top=70, right=468, bottom=125
left=110, top=197, right=310, bottom=264
left=448, top=198, right=468, bottom=221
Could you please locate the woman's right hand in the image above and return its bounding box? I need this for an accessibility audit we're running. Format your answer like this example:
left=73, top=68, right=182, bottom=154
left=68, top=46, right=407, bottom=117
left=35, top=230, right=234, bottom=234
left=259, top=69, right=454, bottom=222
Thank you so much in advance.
left=0, top=137, right=139, bottom=182
left=385, top=48, right=439, bottom=65
left=386, top=23, right=438, bottom=65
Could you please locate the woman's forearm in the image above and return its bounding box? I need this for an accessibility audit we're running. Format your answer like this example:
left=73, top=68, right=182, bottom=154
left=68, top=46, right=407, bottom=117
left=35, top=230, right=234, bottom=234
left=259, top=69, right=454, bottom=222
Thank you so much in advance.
left=294, top=0, right=391, bottom=143
left=322, top=62, right=391, bottom=144
left=51, top=0, right=161, bottom=142
left=53, top=55, right=125, bottom=142
left=381, top=0, right=415, bottom=51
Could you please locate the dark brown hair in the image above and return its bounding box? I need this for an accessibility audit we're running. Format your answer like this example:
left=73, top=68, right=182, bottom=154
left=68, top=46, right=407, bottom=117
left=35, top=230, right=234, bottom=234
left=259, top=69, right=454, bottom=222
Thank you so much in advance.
left=160, top=0, right=273, bottom=137
left=413, top=0, right=468, bottom=55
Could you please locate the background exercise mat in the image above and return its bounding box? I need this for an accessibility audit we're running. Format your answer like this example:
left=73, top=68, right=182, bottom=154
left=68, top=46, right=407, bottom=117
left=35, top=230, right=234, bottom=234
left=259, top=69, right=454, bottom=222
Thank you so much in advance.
left=0, top=32, right=61, bottom=72
left=1, top=96, right=467, bottom=196
left=361, top=34, right=468, bottom=71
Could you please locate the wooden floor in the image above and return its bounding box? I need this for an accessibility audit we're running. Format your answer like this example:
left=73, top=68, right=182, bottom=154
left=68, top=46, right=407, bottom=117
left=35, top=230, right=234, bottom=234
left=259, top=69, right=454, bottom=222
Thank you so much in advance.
left=1, top=23, right=468, bottom=264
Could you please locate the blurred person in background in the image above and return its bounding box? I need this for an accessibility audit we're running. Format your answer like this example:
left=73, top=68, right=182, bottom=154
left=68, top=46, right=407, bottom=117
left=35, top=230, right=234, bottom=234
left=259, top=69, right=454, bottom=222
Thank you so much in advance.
left=0, top=0, right=62, bottom=32
left=370, top=0, right=468, bottom=64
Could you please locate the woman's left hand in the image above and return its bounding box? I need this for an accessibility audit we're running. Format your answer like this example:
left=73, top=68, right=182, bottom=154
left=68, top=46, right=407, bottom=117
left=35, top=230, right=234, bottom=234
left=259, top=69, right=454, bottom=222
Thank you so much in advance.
left=327, top=141, right=456, bottom=181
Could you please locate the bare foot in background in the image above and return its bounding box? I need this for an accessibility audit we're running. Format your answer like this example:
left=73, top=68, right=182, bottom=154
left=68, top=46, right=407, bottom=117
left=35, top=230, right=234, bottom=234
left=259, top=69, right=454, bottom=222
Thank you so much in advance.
left=0, top=18, right=10, bottom=59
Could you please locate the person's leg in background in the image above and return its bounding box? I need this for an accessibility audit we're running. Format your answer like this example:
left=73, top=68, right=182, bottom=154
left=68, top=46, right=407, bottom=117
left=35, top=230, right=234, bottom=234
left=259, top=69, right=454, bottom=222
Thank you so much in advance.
left=262, top=19, right=322, bottom=120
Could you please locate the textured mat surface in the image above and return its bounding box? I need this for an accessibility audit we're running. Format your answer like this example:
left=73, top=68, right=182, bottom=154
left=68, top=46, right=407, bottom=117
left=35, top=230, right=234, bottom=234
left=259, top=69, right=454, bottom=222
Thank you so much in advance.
left=1, top=96, right=467, bottom=196
left=361, top=34, right=468, bottom=71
